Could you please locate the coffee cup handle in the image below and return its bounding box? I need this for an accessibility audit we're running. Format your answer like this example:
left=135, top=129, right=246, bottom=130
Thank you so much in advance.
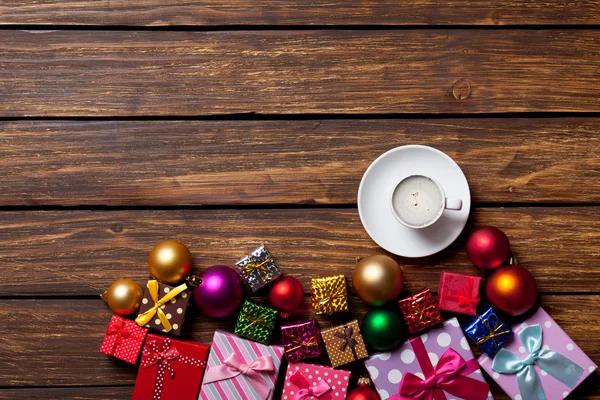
left=445, top=198, right=463, bottom=211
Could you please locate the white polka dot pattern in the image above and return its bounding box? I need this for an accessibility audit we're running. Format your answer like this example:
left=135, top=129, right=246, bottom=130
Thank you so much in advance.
left=280, top=362, right=350, bottom=400
left=100, top=315, right=148, bottom=365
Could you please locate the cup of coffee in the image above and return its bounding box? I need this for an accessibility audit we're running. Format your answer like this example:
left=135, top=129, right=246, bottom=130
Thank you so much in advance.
left=390, top=175, right=462, bottom=229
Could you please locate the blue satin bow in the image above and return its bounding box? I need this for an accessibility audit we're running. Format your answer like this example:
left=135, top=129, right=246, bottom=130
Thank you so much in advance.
left=492, top=324, right=584, bottom=400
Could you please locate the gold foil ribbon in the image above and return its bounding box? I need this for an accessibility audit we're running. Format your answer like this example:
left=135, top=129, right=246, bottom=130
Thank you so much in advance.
left=285, top=334, right=320, bottom=354
left=411, top=302, right=436, bottom=324
left=313, top=276, right=347, bottom=314
left=475, top=315, right=511, bottom=346
left=135, top=280, right=188, bottom=332
left=237, top=312, right=276, bottom=335
left=241, top=256, right=272, bottom=281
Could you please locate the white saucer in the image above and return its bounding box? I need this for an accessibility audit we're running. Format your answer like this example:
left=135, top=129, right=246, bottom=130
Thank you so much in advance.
left=357, top=145, right=471, bottom=258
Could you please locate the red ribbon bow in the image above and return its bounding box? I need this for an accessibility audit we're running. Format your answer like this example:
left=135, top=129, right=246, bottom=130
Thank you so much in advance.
left=289, top=370, right=332, bottom=400
left=443, top=277, right=480, bottom=313
left=392, top=337, right=489, bottom=400
left=107, top=318, right=133, bottom=354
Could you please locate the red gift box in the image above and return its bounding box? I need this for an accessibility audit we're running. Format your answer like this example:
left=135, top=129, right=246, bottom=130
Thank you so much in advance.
left=437, top=272, right=481, bottom=316
left=99, top=315, right=148, bottom=364
left=398, top=288, right=443, bottom=334
left=132, top=334, right=209, bottom=400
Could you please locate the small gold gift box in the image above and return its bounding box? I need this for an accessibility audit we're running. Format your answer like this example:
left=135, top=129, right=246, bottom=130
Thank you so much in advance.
left=310, top=274, right=349, bottom=315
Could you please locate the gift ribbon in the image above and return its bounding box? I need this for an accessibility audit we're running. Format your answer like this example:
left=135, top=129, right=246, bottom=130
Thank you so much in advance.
left=237, top=307, right=276, bottom=336
left=141, top=338, right=205, bottom=400
left=475, top=313, right=511, bottom=348
left=441, top=277, right=480, bottom=313
left=285, top=333, right=320, bottom=355
left=240, top=252, right=273, bottom=281
left=289, top=370, right=332, bottom=400
left=411, top=300, right=437, bottom=325
left=314, top=276, right=347, bottom=314
left=334, top=325, right=359, bottom=361
left=393, top=337, right=489, bottom=400
left=203, top=353, right=275, bottom=399
left=492, top=324, right=584, bottom=400
left=107, top=318, right=133, bottom=354
left=135, top=280, right=189, bottom=332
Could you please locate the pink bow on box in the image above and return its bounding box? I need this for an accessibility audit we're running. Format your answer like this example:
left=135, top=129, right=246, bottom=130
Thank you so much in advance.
left=203, top=353, right=275, bottom=399
left=392, top=337, right=489, bottom=400
left=289, top=370, right=332, bottom=400
left=107, top=318, right=133, bottom=354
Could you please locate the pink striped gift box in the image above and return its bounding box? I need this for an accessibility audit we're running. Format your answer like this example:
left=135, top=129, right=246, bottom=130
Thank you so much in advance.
left=199, top=330, right=284, bottom=400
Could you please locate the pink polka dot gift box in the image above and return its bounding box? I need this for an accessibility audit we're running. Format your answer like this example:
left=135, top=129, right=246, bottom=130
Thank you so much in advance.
left=281, top=362, right=350, bottom=400
left=365, top=317, right=493, bottom=400
left=478, top=306, right=597, bottom=400
left=99, top=314, right=148, bottom=364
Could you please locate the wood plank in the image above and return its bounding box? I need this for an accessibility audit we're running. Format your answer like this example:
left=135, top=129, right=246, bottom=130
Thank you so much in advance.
left=1, top=1, right=599, bottom=26
left=2, top=118, right=599, bottom=206
left=0, top=208, right=598, bottom=296
left=1, top=30, right=599, bottom=116
left=0, top=296, right=598, bottom=399
left=0, top=387, right=134, bottom=400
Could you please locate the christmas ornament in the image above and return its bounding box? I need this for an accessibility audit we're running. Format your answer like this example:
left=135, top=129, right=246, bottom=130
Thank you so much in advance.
left=361, top=309, right=405, bottom=351
left=466, top=226, right=511, bottom=270
left=148, top=240, right=193, bottom=284
left=486, top=265, right=538, bottom=316
left=102, top=278, right=144, bottom=315
left=347, top=377, right=379, bottom=400
left=193, top=265, right=244, bottom=318
left=268, top=275, right=304, bottom=317
left=353, top=254, right=404, bottom=306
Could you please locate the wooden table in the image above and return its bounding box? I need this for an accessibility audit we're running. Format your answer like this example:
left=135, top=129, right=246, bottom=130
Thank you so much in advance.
left=0, top=2, right=599, bottom=399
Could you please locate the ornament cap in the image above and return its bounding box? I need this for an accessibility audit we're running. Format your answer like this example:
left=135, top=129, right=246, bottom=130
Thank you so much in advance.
left=186, top=275, right=202, bottom=288
left=355, top=256, right=363, bottom=263
left=509, top=254, right=518, bottom=265
left=357, top=376, right=372, bottom=386
left=100, top=290, right=108, bottom=302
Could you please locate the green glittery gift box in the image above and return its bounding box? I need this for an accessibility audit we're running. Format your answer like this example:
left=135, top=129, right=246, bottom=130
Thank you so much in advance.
left=234, top=300, right=278, bottom=344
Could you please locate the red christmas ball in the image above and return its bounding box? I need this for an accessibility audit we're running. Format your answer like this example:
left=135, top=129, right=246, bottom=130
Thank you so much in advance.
left=268, top=276, right=304, bottom=313
left=347, top=385, right=379, bottom=400
left=466, top=226, right=511, bottom=270
left=486, top=265, right=538, bottom=316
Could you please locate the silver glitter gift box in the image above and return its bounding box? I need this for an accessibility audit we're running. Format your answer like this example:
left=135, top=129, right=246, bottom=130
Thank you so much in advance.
left=235, top=245, right=282, bottom=292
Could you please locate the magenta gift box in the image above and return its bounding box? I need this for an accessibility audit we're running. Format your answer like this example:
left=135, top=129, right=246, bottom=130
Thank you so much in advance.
left=365, top=318, right=493, bottom=400
left=281, top=362, right=350, bottom=400
left=478, top=306, right=597, bottom=400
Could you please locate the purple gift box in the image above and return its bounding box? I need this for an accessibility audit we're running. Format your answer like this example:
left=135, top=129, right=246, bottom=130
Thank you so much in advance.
left=281, top=320, right=322, bottom=363
left=478, top=306, right=597, bottom=400
left=365, top=318, right=493, bottom=400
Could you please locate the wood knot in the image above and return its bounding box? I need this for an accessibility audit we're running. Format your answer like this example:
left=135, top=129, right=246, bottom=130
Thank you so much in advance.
left=452, top=79, right=471, bottom=100
left=110, top=224, right=123, bottom=233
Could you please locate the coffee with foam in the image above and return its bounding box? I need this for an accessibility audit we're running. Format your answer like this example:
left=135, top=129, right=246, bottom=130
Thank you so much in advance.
left=391, top=175, right=443, bottom=227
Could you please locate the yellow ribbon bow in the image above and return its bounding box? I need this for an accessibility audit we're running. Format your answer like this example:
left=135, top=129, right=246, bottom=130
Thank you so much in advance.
left=135, top=280, right=189, bottom=332
left=475, top=315, right=511, bottom=346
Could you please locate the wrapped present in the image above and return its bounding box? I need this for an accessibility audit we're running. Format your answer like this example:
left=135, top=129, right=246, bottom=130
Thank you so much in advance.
left=281, top=320, right=322, bottom=362
left=310, top=274, right=349, bottom=315
left=438, top=272, right=481, bottom=315
left=281, top=362, right=351, bottom=400
left=234, top=300, right=278, bottom=344
left=398, top=288, right=443, bottom=334
left=199, top=329, right=285, bottom=400
left=235, top=244, right=282, bottom=292
left=479, top=306, right=597, bottom=400
left=464, top=306, right=512, bottom=356
left=135, top=279, right=191, bottom=336
left=99, top=314, right=148, bottom=364
left=365, top=318, right=493, bottom=400
left=321, top=319, right=368, bottom=368
left=132, top=334, right=209, bottom=400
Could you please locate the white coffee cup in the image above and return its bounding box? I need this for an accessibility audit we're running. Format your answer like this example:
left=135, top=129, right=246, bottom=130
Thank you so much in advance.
left=390, top=174, right=462, bottom=229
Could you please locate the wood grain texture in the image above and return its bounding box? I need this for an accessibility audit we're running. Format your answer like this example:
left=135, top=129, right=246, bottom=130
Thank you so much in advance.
left=2, top=118, right=599, bottom=206
left=1, top=0, right=599, bottom=26
left=0, top=296, right=598, bottom=398
left=0, top=387, right=134, bottom=400
left=1, top=30, right=599, bottom=116
left=0, top=207, right=598, bottom=296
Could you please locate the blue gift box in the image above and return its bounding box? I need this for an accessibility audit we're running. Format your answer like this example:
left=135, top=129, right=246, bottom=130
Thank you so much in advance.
left=464, top=306, right=513, bottom=356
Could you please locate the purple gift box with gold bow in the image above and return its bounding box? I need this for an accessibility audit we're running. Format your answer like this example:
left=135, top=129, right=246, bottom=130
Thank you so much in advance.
left=321, top=320, right=368, bottom=368
left=438, top=272, right=481, bottom=316
left=132, top=334, right=209, bottom=400
left=199, top=330, right=285, bottom=400
left=281, top=362, right=351, bottom=400
left=281, top=320, right=322, bottom=362
left=99, top=314, right=148, bottom=364
left=365, top=318, right=493, bottom=400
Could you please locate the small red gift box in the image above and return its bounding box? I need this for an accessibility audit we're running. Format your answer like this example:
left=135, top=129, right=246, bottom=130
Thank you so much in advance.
left=132, top=334, right=209, bottom=400
left=99, top=315, right=148, bottom=364
left=398, top=288, right=443, bottom=334
left=437, top=272, right=481, bottom=316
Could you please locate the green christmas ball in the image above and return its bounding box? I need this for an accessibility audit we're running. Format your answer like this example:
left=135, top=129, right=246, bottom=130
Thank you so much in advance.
left=361, top=309, right=405, bottom=351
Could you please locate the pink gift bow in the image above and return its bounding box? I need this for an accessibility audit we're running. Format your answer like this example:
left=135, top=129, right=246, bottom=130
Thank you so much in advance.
left=442, top=276, right=480, bottom=313
left=203, top=352, right=275, bottom=399
left=141, top=338, right=205, bottom=400
left=289, top=370, right=332, bottom=400
left=392, top=337, right=489, bottom=400
left=106, top=317, right=133, bottom=354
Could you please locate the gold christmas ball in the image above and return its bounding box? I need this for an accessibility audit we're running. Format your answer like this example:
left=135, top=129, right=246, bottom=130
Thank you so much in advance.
left=352, top=255, right=404, bottom=306
left=105, top=278, right=143, bottom=315
left=148, top=240, right=193, bottom=284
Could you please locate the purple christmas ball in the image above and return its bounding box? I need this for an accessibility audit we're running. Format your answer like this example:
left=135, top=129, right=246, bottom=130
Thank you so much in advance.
left=193, top=265, right=244, bottom=318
